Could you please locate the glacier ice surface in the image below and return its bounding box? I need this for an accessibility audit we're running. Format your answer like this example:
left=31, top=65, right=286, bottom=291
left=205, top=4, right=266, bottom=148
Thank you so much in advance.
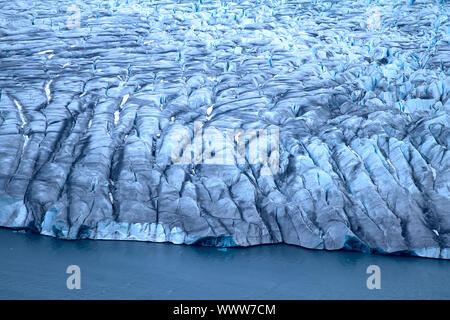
left=0, top=0, right=449, bottom=259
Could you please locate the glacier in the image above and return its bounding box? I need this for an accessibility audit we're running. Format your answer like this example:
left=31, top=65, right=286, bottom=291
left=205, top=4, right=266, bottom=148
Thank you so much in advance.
left=0, top=0, right=449, bottom=259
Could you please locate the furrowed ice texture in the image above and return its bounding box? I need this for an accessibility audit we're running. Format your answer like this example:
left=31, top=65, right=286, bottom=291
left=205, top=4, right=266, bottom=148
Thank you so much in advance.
left=0, top=0, right=449, bottom=258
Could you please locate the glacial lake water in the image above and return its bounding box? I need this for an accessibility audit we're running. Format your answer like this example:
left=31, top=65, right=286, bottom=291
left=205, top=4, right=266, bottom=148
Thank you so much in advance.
left=0, top=228, right=449, bottom=299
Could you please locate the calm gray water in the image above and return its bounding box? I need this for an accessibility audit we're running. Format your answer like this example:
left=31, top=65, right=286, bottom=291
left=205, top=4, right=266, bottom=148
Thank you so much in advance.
left=0, top=228, right=449, bottom=299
